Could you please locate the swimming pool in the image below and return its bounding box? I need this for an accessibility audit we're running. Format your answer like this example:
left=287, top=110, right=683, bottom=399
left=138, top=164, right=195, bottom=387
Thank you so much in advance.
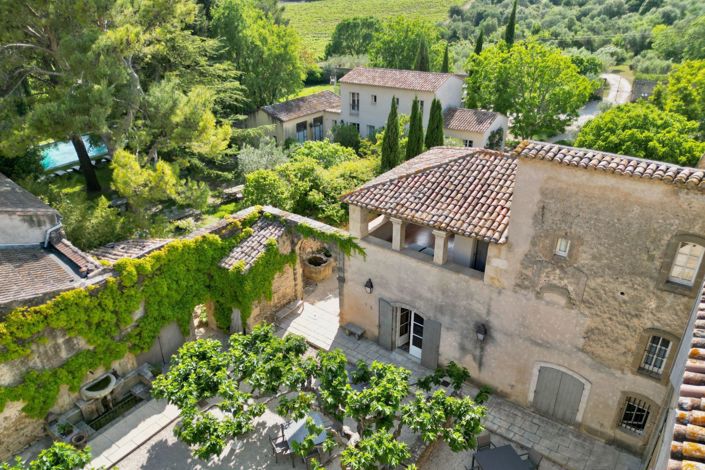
left=40, top=135, right=109, bottom=171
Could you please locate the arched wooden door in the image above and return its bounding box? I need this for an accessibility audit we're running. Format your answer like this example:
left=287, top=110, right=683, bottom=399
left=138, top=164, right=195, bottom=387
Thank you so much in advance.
left=533, top=366, right=585, bottom=425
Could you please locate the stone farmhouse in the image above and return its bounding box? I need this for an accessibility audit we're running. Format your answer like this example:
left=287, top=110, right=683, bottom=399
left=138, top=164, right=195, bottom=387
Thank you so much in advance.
left=340, top=141, right=705, bottom=463
left=247, top=67, right=508, bottom=149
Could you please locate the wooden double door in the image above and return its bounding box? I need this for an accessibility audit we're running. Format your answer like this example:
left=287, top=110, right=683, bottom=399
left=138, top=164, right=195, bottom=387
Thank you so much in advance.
left=533, top=366, right=585, bottom=425
left=378, top=299, right=442, bottom=369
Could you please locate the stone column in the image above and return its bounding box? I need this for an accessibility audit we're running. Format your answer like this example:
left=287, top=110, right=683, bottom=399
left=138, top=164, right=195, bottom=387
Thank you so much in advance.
left=433, top=230, right=449, bottom=265
left=391, top=217, right=406, bottom=251
left=348, top=205, right=369, bottom=239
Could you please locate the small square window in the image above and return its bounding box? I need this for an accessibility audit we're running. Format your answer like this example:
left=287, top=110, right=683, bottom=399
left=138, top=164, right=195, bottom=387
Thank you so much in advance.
left=366, top=125, right=376, bottom=137
left=640, top=335, right=671, bottom=376
left=619, top=397, right=650, bottom=435
left=350, top=122, right=360, bottom=133
left=371, top=95, right=377, bottom=104
left=669, top=242, right=704, bottom=286
left=555, top=238, right=571, bottom=257
left=463, top=140, right=474, bottom=147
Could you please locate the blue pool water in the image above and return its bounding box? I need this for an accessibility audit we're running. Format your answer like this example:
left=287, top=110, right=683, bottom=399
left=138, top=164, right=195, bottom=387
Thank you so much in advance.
left=40, top=135, right=108, bottom=170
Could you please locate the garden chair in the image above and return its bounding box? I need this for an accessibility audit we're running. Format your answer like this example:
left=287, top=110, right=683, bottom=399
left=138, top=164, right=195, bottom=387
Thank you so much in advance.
left=477, top=432, right=495, bottom=451
left=269, top=432, right=295, bottom=468
left=520, top=448, right=544, bottom=469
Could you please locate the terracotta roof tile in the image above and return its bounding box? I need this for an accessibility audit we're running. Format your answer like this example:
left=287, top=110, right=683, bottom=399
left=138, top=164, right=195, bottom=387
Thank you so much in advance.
left=669, top=286, right=705, bottom=470
left=443, top=108, right=500, bottom=133
left=513, top=141, right=705, bottom=190
left=262, top=91, right=341, bottom=122
left=220, top=218, right=287, bottom=271
left=339, top=67, right=458, bottom=92
left=341, top=147, right=516, bottom=243
left=50, top=232, right=101, bottom=274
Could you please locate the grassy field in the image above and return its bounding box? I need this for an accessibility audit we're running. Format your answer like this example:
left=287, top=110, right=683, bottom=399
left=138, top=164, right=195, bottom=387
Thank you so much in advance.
left=282, top=0, right=463, bottom=59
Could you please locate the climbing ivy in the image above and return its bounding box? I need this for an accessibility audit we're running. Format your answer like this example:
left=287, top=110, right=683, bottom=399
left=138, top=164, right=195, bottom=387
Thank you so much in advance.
left=294, top=223, right=366, bottom=258
left=0, top=208, right=362, bottom=419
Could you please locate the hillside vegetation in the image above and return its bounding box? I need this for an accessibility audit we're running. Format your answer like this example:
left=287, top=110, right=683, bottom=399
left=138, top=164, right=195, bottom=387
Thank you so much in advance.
left=282, top=0, right=464, bottom=58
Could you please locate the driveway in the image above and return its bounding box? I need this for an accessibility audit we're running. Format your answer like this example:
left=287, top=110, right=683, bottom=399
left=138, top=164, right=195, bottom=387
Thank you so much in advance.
left=548, top=73, right=632, bottom=143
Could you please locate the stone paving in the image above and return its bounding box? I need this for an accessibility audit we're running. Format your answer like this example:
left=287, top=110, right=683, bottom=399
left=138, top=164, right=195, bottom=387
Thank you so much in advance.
left=276, top=278, right=644, bottom=470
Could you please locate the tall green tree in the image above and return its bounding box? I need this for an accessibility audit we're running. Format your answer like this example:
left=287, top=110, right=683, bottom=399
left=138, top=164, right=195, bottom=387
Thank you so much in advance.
left=152, top=324, right=489, bottom=466
left=575, top=103, right=705, bottom=166
left=406, top=98, right=424, bottom=159
left=653, top=60, right=705, bottom=135
left=1, top=442, right=94, bottom=470
left=425, top=99, right=444, bottom=149
left=211, top=0, right=305, bottom=110
left=441, top=43, right=450, bottom=72
left=474, top=30, right=485, bottom=55
left=369, top=17, right=440, bottom=70
left=324, top=17, right=381, bottom=58
left=465, top=38, right=597, bottom=139
left=415, top=37, right=431, bottom=72
left=504, top=0, right=518, bottom=47
left=381, top=97, right=401, bottom=171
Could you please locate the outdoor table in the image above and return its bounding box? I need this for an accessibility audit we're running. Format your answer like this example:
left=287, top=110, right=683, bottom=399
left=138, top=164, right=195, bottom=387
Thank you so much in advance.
left=474, top=445, right=530, bottom=470
left=283, top=412, right=327, bottom=448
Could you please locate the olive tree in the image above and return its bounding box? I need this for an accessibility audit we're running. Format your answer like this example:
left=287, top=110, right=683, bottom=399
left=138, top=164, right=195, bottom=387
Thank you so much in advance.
left=152, top=324, right=489, bottom=468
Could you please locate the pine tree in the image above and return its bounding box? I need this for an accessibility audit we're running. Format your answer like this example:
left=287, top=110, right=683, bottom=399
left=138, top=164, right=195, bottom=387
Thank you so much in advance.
left=381, top=97, right=401, bottom=171
left=406, top=97, right=424, bottom=159
left=504, top=0, right=518, bottom=47
left=425, top=98, right=444, bottom=149
left=474, top=30, right=484, bottom=55
left=441, top=43, right=450, bottom=72
left=414, top=37, right=430, bottom=72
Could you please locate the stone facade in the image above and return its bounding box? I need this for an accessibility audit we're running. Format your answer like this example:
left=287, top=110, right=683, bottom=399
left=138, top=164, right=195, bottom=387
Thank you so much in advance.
left=341, top=154, right=705, bottom=459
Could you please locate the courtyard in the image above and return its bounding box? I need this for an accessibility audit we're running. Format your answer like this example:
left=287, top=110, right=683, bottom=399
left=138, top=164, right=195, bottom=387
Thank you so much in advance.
left=87, top=275, right=642, bottom=470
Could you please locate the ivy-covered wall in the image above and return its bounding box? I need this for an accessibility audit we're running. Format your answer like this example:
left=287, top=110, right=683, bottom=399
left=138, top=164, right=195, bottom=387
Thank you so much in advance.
left=0, top=207, right=364, bottom=429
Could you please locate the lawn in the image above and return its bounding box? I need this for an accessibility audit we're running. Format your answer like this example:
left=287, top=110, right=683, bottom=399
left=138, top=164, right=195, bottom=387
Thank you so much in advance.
left=283, top=0, right=463, bottom=58
left=287, top=83, right=337, bottom=100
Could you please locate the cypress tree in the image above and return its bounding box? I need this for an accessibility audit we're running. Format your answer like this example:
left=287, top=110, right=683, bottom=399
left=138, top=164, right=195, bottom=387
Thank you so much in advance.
left=414, top=37, right=430, bottom=72
left=474, top=30, right=484, bottom=55
left=441, top=43, right=450, bottom=73
left=425, top=98, right=444, bottom=149
left=381, top=97, right=400, bottom=171
left=504, top=0, right=517, bottom=47
left=406, top=97, right=424, bottom=159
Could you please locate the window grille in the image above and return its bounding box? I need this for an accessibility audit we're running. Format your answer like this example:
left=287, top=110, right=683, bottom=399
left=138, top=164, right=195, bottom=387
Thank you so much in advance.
left=619, top=397, right=650, bottom=435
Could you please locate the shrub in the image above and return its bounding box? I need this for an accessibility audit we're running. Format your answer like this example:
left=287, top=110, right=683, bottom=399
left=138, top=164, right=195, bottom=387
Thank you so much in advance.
left=332, top=124, right=361, bottom=152
left=242, top=169, right=291, bottom=210
left=237, top=136, right=289, bottom=175
left=290, top=139, right=358, bottom=168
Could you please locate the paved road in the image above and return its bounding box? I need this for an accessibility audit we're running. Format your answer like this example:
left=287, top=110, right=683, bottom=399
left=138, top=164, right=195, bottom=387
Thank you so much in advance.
left=548, top=73, right=632, bottom=143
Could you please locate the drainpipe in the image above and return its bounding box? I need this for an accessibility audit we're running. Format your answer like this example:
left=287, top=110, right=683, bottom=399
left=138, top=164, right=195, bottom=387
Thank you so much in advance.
left=44, top=220, right=63, bottom=248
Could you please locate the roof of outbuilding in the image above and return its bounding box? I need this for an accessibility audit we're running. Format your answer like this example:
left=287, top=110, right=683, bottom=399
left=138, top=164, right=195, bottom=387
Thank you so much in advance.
left=668, top=284, right=705, bottom=470
left=513, top=141, right=705, bottom=190
left=0, top=248, right=82, bottom=306
left=220, top=217, right=287, bottom=271
left=339, top=67, right=460, bottom=92
left=0, top=172, right=57, bottom=215
left=443, top=108, right=500, bottom=133
left=90, top=239, right=174, bottom=263
left=261, top=91, right=341, bottom=122
left=341, top=147, right=516, bottom=244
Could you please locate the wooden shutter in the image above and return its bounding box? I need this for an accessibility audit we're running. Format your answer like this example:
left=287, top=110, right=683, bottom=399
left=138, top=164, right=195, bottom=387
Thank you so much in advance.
left=421, top=318, right=442, bottom=369
left=533, top=367, right=561, bottom=417
left=378, top=299, right=394, bottom=350
left=553, top=373, right=584, bottom=425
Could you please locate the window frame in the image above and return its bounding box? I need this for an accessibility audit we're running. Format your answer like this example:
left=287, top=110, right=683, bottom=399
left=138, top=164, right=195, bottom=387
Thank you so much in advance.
left=555, top=238, right=571, bottom=258
left=366, top=125, right=376, bottom=137
left=639, top=335, right=671, bottom=376
left=371, top=94, right=377, bottom=105
left=669, top=241, right=705, bottom=286
left=463, top=140, right=474, bottom=148
left=295, top=121, right=308, bottom=143
left=632, top=328, right=679, bottom=382
left=618, top=396, right=651, bottom=436
left=659, top=233, right=705, bottom=295
left=350, top=92, right=360, bottom=113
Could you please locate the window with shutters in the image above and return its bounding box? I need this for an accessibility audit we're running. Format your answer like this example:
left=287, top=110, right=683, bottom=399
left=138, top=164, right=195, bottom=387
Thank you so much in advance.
left=350, top=92, right=360, bottom=113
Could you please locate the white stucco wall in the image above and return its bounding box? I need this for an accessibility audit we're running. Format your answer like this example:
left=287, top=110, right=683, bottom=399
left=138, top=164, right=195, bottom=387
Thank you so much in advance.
left=445, top=113, right=508, bottom=149
left=0, top=213, right=58, bottom=245
left=246, top=109, right=340, bottom=145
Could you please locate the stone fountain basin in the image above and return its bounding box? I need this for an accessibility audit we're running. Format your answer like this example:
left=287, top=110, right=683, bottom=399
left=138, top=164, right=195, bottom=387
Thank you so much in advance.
left=80, top=373, right=117, bottom=400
